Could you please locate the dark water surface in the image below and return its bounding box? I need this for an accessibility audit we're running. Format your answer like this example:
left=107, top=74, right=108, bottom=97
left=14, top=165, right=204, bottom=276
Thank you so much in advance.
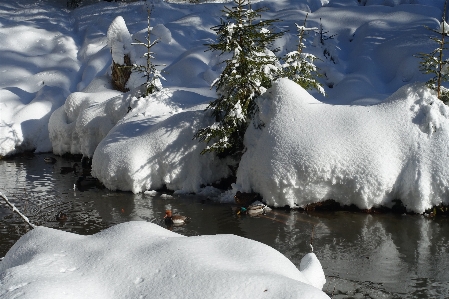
left=0, top=154, right=448, bottom=298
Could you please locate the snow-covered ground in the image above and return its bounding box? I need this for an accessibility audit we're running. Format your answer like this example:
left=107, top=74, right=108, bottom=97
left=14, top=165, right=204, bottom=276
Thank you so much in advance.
left=1, top=0, right=449, bottom=213
left=0, top=221, right=329, bottom=299
left=2, top=1, right=449, bottom=296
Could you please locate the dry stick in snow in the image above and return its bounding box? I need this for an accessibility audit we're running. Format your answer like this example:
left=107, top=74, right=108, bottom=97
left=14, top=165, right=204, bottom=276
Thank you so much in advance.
left=0, top=191, right=36, bottom=229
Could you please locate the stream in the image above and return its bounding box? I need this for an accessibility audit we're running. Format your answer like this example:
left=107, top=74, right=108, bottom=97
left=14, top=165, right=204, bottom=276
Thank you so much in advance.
left=0, top=154, right=448, bottom=298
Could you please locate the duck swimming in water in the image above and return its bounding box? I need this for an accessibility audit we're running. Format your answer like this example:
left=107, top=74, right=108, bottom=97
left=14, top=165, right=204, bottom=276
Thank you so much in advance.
left=56, top=211, right=68, bottom=221
left=237, top=201, right=270, bottom=216
left=164, top=210, right=189, bottom=226
left=44, top=157, right=57, bottom=164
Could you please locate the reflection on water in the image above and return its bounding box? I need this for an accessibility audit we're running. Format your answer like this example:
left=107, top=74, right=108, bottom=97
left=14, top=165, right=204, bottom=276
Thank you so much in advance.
left=0, top=154, right=448, bottom=298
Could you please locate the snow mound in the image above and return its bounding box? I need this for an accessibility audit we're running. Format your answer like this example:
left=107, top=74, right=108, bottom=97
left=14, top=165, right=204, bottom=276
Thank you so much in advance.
left=48, top=78, right=123, bottom=157
left=0, top=86, right=69, bottom=156
left=107, top=16, right=134, bottom=64
left=0, top=11, right=79, bottom=156
left=91, top=90, right=231, bottom=193
left=236, top=78, right=449, bottom=213
left=300, top=252, right=327, bottom=290
left=153, top=23, right=172, bottom=44
left=0, top=222, right=329, bottom=299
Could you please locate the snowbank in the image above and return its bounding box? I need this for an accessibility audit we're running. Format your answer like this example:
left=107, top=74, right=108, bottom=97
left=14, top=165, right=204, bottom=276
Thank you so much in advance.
left=91, top=89, right=231, bottom=193
left=0, top=222, right=329, bottom=299
left=236, top=79, right=449, bottom=213
left=49, top=77, right=124, bottom=157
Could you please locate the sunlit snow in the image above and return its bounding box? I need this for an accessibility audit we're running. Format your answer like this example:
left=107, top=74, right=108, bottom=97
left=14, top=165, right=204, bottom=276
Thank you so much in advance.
left=1, top=0, right=449, bottom=212
left=0, top=222, right=328, bottom=299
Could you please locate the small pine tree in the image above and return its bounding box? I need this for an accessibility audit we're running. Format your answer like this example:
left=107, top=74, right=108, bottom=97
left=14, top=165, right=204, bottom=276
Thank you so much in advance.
left=417, top=0, right=449, bottom=103
left=281, top=14, right=324, bottom=95
left=194, top=0, right=283, bottom=157
left=132, top=7, right=165, bottom=96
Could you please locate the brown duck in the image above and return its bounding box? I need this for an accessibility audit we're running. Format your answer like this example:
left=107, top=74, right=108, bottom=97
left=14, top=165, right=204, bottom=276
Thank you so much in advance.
left=164, top=210, right=189, bottom=226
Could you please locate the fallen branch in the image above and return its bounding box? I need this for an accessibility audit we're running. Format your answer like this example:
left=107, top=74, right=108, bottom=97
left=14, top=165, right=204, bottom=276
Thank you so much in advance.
left=310, top=224, right=316, bottom=252
left=0, top=191, right=36, bottom=229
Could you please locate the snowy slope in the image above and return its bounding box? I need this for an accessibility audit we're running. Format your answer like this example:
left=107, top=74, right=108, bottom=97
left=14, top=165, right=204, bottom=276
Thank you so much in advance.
left=0, top=1, right=80, bottom=155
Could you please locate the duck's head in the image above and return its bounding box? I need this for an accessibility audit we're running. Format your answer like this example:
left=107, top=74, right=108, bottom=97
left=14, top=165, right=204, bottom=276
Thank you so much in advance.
left=164, top=210, right=172, bottom=218
left=56, top=211, right=68, bottom=221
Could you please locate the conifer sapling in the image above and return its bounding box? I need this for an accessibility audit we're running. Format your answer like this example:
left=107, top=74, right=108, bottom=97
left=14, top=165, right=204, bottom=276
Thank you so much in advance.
left=281, top=14, right=324, bottom=95
left=417, top=0, right=449, bottom=103
left=132, top=7, right=165, bottom=96
left=195, top=0, right=283, bottom=158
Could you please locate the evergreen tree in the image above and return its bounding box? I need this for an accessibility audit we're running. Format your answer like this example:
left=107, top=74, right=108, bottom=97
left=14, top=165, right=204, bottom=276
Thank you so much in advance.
left=417, top=0, right=449, bottom=103
left=195, top=0, right=283, bottom=157
left=132, top=7, right=165, bottom=96
left=281, top=14, right=324, bottom=95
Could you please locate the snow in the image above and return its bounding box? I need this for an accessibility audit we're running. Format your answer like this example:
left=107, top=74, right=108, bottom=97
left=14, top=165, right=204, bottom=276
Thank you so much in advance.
left=236, top=78, right=449, bottom=213
left=3, top=0, right=449, bottom=296
left=91, top=89, right=231, bottom=193
left=2, top=0, right=449, bottom=213
left=107, top=16, right=134, bottom=64
left=0, top=222, right=329, bottom=299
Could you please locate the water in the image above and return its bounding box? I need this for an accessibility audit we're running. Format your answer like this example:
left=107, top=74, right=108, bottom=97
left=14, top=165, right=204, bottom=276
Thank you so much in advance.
left=0, top=154, right=448, bottom=298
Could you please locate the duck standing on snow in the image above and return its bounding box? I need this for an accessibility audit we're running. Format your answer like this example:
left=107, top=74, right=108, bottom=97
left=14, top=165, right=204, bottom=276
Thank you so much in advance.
left=164, top=210, right=189, bottom=226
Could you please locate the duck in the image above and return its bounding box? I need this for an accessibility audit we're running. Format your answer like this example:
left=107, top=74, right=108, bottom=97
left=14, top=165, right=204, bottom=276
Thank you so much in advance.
left=44, top=157, right=57, bottom=164
left=164, top=210, right=189, bottom=226
left=56, top=211, right=68, bottom=221
left=238, top=202, right=269, bottom=216
left=75, top=175, right=103, bottom=191
left=60, top=163, right=79, bottom=174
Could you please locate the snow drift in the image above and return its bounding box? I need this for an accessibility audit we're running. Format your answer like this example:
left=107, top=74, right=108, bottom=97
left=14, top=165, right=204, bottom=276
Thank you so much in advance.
left=0, top=222, right=328, bottom=299
left=236, top=78, right=449, bottom=213
left=90, top=89, right=231, bottom=193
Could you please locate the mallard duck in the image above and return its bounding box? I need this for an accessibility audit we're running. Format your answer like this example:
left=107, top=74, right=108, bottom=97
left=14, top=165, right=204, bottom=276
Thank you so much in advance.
left=247, top=204, right=267, bottom=216
left=164, top=210, right=189, bottom=226
left=56, top=211, right=68, bottom=221
left=60, top=163, right=79, bottom=174
left=44, top=157, right=57, bottom=164
left=238, top=202, right=268, bottom=216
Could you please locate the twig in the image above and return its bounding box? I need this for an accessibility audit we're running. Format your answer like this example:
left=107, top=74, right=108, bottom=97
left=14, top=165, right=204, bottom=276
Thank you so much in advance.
left=0, top=191, right=36, bottom=229
left=310, top=224, right=316, bottom=252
